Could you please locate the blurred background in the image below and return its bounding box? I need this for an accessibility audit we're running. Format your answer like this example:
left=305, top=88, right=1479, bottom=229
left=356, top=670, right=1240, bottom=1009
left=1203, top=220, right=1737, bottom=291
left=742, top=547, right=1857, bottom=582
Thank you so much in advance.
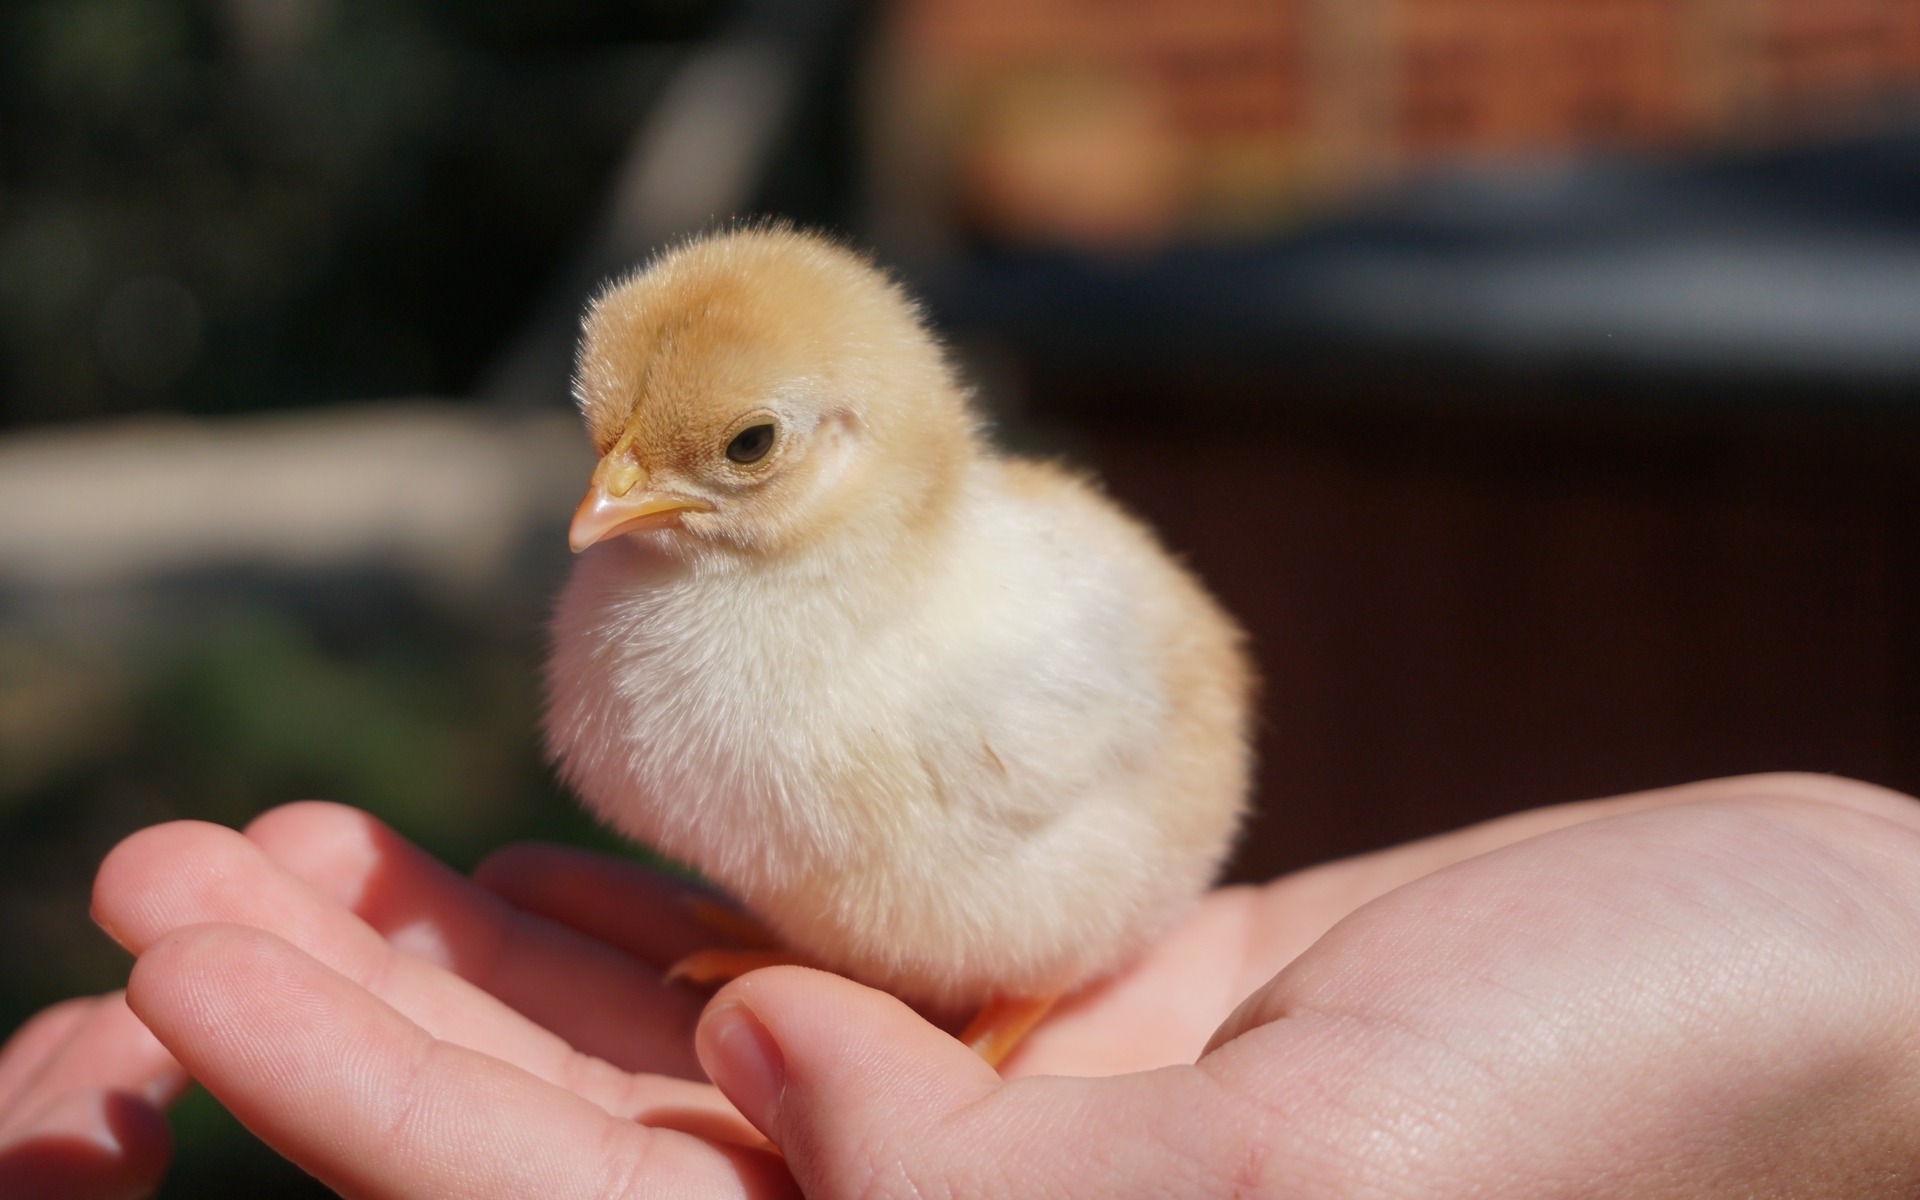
left=3, top=0, right=1918, bottom=1192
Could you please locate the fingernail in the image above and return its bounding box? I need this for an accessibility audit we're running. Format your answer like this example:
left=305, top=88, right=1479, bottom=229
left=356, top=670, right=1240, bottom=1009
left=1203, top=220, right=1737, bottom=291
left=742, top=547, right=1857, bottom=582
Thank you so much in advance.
left=88, top=904, right=127, bottom=950
left=700, top=1002, right=786, bottom=1134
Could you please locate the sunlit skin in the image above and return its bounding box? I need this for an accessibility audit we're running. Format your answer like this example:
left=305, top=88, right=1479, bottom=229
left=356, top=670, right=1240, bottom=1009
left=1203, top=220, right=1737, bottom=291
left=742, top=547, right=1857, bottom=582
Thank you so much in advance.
left=11, top=774, right=1920, bottom=1197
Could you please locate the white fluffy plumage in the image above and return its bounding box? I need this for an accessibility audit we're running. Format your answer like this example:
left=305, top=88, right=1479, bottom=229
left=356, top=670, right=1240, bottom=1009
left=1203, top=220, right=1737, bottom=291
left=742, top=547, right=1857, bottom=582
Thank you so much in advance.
left=543, top=226, right=1253, bottom=1011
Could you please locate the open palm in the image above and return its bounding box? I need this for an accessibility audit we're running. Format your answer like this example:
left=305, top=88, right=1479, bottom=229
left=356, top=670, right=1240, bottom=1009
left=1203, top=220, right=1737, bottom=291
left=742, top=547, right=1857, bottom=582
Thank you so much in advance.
left=11, top=772, right=1920, bottom=1198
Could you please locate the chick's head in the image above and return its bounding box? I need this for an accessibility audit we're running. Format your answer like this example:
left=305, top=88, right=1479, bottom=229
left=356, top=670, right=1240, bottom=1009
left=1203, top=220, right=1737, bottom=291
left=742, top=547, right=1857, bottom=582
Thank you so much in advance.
left=567, top=226, right=977, bottom=558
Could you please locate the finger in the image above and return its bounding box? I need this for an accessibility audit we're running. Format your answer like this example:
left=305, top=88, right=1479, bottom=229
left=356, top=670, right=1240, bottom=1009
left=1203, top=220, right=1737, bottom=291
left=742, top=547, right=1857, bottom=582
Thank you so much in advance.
left=697, top=967, right=1303, bottom=1200
left=1299, top=771, right=1920, bottom=914
left=0, top=995, right=184, bottom=1139
left=0, top=995, right=181, bottom=1200
left=244, top=802, right=707, bottom=1073
left=93, top=820, right=703, bottom=1103
left=0, top=999, right=94, bottom=1108
left=1240, top=771, right=1920, bottom=998
left=0, top=1088, right=173, bottom=1200
left=696, top=966, right=997, bottom=1195
left=474, top=842, right=728, bottom=968
left=130, top=925, right=793, bottom=1200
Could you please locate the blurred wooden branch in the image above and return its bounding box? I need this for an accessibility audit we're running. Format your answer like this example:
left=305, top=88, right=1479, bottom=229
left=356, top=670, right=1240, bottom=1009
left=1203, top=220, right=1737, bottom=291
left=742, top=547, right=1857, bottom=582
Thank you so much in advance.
left=0, top=402, right=589, bottom=597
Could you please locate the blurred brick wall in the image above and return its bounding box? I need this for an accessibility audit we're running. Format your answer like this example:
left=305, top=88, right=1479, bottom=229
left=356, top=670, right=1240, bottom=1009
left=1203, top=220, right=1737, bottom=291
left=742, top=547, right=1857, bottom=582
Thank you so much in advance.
left=1394, top=0, right=1696, bottom=153
left=896, top=0, right=1310, bottom=141
left=1763, top=0, right=1920, bottom=110
left=884, top=0, right=1920, bottom=240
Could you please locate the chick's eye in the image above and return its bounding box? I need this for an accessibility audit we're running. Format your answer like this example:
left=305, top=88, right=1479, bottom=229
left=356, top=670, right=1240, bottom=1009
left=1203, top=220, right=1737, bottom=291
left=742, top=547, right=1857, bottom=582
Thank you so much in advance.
left=725, top=422, right=776, bottom=464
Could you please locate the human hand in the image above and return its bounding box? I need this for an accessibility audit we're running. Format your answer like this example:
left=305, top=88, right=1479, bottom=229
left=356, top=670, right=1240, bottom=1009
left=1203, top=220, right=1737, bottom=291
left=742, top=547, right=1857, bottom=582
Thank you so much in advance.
left=686, top=772, right=1920, bottom=1198
left=88, top=804, right=792, bottom=1198
left=84, top=773, right=1920, bottom=1197
left=0, top=785, right=1640, bottom=1200
left=0, top=992, right=184, bottom=1200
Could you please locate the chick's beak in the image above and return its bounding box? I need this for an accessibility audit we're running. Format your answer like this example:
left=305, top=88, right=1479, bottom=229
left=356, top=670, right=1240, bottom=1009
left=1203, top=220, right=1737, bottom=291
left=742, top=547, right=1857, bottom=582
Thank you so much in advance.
left=568, top=456, right=712, bottom=553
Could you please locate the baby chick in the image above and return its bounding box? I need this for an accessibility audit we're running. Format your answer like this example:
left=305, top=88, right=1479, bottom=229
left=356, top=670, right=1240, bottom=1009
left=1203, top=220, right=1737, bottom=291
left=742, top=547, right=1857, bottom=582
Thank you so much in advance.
left=544, top=225, right=1253, bottom=1062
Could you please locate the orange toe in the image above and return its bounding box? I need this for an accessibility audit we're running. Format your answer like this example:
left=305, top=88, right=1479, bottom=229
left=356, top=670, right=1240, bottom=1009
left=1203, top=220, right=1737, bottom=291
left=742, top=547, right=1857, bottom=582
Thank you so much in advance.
left=664, top=949, right=808, bottom=987
left=960, top=993, right=1058, bottom=1068
left=679, top=896, right=783, bottom=950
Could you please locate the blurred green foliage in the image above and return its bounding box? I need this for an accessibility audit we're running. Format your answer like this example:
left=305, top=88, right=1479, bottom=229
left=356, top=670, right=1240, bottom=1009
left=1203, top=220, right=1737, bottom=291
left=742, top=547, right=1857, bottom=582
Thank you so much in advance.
left=0, top=0, right=724, bottom=427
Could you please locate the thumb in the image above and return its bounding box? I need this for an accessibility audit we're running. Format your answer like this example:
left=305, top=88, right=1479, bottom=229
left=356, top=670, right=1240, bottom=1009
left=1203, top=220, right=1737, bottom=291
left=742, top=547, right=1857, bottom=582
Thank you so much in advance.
left=695, top=967, right=1004, bottom=1194
left=694, top=968, right=1298, bottom=1200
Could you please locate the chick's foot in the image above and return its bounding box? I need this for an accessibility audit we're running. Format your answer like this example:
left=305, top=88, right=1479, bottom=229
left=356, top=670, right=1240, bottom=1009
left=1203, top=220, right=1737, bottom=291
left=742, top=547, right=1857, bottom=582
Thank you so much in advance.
left=681, top=895, right=782, bottom=950
left=664, top=949, right=810, bottom=987
left=666, top=898, right=808, bottom=985
left=960, top=994, right=1059, bottom=1068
